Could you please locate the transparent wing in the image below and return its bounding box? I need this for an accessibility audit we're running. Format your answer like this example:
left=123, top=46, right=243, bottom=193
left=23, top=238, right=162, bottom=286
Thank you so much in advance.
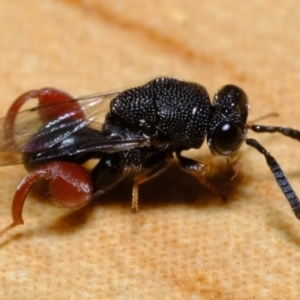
left=25, top=125, right=152, bottom=164
left=0, top=90, right=122, bottom=165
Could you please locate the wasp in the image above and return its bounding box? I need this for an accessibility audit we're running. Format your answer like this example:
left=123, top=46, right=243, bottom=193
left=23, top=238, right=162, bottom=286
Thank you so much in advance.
left=0, top=77, right=299, bottom=236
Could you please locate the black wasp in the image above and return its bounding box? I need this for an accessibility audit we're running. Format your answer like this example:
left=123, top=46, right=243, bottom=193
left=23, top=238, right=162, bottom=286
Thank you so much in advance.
left=0, top=77, right=299, bottom=236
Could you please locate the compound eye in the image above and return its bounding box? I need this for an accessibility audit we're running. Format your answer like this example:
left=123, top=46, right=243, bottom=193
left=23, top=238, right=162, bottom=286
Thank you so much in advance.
left=212, top=123, right=244, bottom=156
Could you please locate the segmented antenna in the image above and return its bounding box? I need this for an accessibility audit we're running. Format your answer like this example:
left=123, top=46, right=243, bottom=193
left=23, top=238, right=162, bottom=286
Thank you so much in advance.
left=249, top=124, right=300, bottom=142
left=246, top=138, right=300, bottom=219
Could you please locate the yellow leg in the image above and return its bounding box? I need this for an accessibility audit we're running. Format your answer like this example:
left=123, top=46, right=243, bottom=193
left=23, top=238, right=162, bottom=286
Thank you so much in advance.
left=131, top=158, right=172, bottom=212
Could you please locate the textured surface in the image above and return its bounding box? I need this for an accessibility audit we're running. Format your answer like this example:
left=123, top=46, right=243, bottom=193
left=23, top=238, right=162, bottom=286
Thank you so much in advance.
left=109, top=77, right=212, bottom=148
left=1, top=1, right=300, bottom=299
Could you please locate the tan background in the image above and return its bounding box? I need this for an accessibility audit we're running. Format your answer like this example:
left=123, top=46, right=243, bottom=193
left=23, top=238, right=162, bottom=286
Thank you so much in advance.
left=1, top=1, right=300, bottom=299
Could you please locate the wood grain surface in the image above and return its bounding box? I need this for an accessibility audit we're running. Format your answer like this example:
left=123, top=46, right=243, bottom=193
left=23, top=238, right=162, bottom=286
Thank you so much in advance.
left=0, top=1, right=300, bottom=299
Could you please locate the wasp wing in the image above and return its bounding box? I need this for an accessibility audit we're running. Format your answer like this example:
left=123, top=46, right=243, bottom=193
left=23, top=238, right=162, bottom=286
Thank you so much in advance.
left=25, top=124, right=152, bottom=164
left=0, top=91, right=122, bottom=165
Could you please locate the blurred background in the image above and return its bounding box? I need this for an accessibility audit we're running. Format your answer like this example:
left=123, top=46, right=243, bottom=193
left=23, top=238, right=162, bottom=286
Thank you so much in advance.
left=0, top=1, right=300, bottom=299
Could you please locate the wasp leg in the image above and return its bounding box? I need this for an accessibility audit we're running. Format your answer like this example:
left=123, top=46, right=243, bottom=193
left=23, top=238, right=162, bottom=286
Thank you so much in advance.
left=91, top=153, right=172, bottom=211
left=0, top=161, right=93, bottom=237
left=226, top=156, right=241, bottom=180
left=230, top=162, right=241, bottom=180
left=91, top=157, right=131, bottom=199
left=176, top=152, right=227, bottom=201
left=131, top=157, right=173, bottom=212
left=5, top=88, right=85, bottom=147
left=5, top=88, right=74, bottom=128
